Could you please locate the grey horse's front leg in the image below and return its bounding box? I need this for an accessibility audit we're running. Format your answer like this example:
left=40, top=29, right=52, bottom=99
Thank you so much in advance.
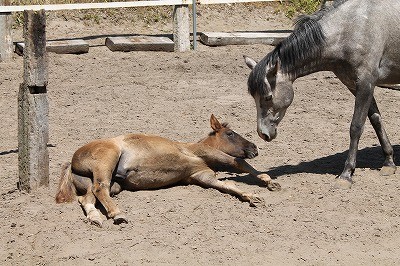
left=335, top=81, right=374, bottom=188
left=368, top=98, right=396, bottom=175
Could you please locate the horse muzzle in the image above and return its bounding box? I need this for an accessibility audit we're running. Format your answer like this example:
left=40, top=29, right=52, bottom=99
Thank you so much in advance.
left=257, top=127, right=277, bottom=142
left=244, top=143, right=259, bottom=159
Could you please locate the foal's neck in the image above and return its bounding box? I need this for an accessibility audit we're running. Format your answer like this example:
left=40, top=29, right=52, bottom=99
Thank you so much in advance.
left=197, top=134, right=217, bottom=148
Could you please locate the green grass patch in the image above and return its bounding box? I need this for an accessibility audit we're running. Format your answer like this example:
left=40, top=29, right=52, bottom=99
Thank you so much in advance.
left=284, top=0, right=322, bottom=18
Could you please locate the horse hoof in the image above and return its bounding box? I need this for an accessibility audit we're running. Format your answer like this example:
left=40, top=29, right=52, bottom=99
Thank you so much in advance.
left=86, top=215, right=103, bottom=227
left=333, top=177, right=352, bottom=190
left=380, top=166, right=396, bottom=176
left=90, top=219, right=103, bottom=227
left=113, top=214, right=128, bottom=225
left=86, top=211, right=103, bottom=227
left=267, top=181, right=281, bottom=191
left=248, top=194, right=265, bottom=207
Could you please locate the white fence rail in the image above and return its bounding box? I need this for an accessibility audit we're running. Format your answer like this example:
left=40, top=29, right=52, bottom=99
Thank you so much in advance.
left=0, top=0, right=190, bottom=12
left=0, top=0, right=281, bottom=12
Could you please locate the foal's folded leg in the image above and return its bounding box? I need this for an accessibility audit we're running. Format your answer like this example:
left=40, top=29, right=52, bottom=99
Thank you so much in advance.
left=78, top=191, right=103, bottom=227
left=92, top=168, right=128, bottom=224
left=188, top=169, right=265, bottom=207
left=71, top=173, right=104, bottom=227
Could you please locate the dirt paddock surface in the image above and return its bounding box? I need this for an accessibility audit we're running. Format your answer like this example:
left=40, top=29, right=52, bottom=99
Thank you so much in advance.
left=1, top=4, right=400, bottom=265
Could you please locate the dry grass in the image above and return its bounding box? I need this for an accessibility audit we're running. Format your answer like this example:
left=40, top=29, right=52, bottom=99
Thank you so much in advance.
left=9, top=0, right=173, bottom=28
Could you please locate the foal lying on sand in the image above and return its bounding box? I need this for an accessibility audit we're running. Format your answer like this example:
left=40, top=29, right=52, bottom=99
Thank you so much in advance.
left=56, top=114, right=280, bottom=227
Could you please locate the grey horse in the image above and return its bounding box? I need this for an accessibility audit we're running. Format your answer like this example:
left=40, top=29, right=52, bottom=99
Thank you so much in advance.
left=244, top=0, right=400, bottom=188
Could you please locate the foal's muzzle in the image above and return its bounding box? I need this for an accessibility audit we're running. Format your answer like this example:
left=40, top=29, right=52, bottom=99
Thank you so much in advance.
left=245, top=143, right=259, bottom=159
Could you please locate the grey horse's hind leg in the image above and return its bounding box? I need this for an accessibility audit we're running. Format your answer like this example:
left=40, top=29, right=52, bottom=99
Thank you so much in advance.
left=368, top=98, right=396, bottom=175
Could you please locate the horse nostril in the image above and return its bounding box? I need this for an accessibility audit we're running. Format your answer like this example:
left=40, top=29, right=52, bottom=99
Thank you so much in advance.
left=258, top=131, right=270, bottom=141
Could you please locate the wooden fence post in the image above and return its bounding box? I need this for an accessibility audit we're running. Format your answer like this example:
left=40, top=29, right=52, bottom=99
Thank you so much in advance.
left=173, top=5, right=190, bottom=52
left=0, top=0, right=12, bottom=61
left=18, top=10, right=49, bottom=192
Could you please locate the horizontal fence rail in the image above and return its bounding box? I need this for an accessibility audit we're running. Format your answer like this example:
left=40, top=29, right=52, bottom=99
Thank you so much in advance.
left=0, top=0, right=190, bottom=12
left=0, top=0, right=282, bottom=13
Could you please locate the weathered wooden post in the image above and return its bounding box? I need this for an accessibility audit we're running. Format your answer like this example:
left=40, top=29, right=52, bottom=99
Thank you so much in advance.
left=18, top=10, right=49, bottom=192
left=173, top=5, right=190, bottom=52
left=0, top=0, right=12, bottom=61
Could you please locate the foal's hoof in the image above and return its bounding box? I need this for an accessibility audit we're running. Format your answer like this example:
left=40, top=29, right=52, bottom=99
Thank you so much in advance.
left=86, top=216, right=103, bottom=227
left=87, top=211, right=103, bottom=227
left=332, top=177, right=353, bottom=190
left=113, top=214, right=128, bottom=225
left=267, top=181, right=281, bottom=191
left=380, top=166, right=396, bottom=176
left=247, top=194, right=265, bottom=207
left=89, top=218, right=103, bottom=228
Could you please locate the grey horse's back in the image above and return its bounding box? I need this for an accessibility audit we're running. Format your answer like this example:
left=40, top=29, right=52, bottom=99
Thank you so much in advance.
left=320, top=0, right=400, bottom=85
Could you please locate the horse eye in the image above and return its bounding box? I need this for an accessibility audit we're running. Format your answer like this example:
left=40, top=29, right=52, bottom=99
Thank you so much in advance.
left=226, top=131, right=234, bottom=137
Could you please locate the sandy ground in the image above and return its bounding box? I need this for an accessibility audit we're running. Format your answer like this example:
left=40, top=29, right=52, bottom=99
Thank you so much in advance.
left=1, top=4, right=400, bottom=265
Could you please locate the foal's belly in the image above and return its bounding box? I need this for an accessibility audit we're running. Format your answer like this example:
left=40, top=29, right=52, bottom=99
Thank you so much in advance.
left=115, top=146, right=204, bottom=190
left=121, top=168, right=189, bottom=190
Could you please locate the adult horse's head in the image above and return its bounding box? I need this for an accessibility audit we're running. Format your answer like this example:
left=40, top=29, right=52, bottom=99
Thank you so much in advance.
left=244, top=56, right=294, bottom=142
left=243, top=15, right=326, bottom=142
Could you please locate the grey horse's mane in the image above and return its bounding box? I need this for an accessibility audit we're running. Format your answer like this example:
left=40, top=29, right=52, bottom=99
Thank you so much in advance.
left=248, top=0, right=347, bottom=97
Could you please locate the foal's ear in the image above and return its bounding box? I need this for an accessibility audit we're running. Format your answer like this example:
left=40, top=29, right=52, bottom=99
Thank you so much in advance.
left=244, top=55, right=257, bottom=70
left=210, top=114, right=223, bottom=132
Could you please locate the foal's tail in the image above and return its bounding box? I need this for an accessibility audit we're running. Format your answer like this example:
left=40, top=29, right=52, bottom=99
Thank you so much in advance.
left=55, top=162, right=76, bottom=203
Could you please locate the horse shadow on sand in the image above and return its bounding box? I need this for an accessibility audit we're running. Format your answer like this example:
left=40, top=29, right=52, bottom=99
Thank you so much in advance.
left=227, top=145, right=400, bottom=186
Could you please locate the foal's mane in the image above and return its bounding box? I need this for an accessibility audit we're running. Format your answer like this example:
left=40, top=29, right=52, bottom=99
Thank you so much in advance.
left=247, top=1, right=347, bottom=97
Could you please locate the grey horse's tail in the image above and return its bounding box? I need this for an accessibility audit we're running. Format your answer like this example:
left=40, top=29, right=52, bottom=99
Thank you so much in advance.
left=55, top=162, right=76, bottom=203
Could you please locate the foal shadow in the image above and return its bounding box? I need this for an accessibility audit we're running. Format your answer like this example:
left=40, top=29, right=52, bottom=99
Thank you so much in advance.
left=228, top=145, right=400, bottom=186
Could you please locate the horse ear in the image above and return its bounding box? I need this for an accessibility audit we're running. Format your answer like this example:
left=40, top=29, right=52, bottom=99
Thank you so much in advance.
left=244, top=55, right=257, bottom=70
left=210, top=114, right=223, bottom=132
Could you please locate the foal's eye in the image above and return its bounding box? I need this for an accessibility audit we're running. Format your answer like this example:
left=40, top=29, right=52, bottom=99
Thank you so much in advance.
left=226, top=131, right=234, bottom=137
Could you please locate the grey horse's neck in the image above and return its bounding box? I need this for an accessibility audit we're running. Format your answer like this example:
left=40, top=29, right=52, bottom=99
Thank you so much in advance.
left=270, top=1, right=352, bottom=80
left=267, top=15, right=326, bottom=80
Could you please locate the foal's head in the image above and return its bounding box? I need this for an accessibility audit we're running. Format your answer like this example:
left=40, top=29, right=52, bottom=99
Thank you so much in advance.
left=201, top=114, right=258, bottom=159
